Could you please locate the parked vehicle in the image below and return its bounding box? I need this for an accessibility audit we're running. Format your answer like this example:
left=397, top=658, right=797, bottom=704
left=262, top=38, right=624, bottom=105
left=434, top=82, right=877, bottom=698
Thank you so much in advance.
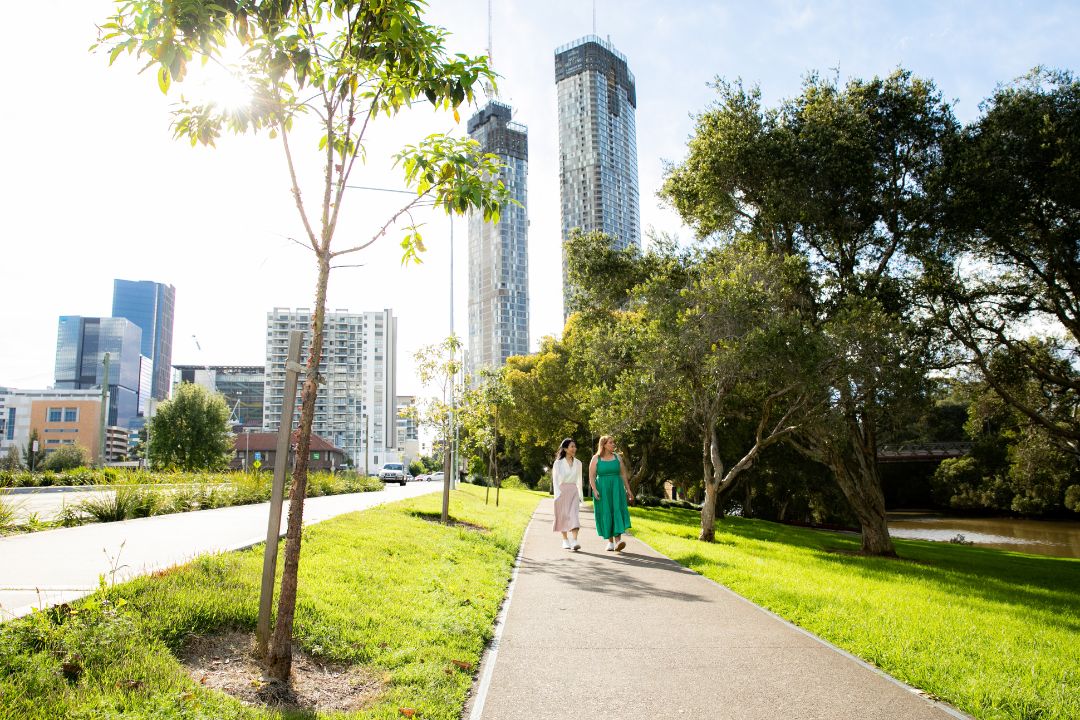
left=430, top=471, right=445, bottom=483
left=379, top=463, right=408, bottom=486
left=415, top=473, right=431, bottom=482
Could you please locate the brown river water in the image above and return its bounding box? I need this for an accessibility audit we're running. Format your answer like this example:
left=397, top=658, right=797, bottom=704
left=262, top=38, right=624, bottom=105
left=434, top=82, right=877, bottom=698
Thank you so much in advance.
left=887, top=513, right=1080, bottom=558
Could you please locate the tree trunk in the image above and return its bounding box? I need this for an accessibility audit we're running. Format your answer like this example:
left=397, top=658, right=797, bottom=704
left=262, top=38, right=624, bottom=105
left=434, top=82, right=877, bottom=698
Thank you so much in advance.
left=627, top=442, right=650, bottom=495
left=699, top=434, right=718, bottom=541
left=743, top=480, right=754, bottom=518
left=266, top=254, right=330, bottom=683
left=829, top=446, right=896, bottom=556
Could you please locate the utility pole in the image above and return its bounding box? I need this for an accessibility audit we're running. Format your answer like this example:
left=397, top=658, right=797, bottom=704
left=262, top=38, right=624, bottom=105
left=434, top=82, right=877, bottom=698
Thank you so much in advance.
left=99, top=353, right=111, bottom=466
left=364, top=413, right=370, bottom=477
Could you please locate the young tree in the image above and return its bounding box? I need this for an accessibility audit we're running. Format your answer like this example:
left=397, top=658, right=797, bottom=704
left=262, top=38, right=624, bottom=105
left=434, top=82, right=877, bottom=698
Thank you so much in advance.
left=97, top=1, right=510, bottom=681
left=412, top=335, right=464, bottom=522
left=2, top=445, right=22, bottom=471
left=662, top=71, right=957, bottom=554
left=23, top=429, right=45, bottom=471
left=147, top=383, right=234, bottom=470
left=459, top=367, right=512, bottom=504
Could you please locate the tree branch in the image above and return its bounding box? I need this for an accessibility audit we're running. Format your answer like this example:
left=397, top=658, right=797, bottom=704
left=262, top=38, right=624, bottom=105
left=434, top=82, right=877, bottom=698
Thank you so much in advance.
left=330, top=189, right=436, bottom=258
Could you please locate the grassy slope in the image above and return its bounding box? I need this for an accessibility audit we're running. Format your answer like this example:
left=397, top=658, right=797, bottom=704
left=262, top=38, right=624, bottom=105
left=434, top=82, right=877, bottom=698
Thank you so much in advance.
left=0, top=485, right=541, bottom=720
left=628, top=506, right=1080, bottom=720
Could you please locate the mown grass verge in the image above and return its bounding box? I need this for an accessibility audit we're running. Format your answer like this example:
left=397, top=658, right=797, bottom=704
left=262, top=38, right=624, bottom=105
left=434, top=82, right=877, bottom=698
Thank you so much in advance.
left=628, top=505, right=1080, bottom=720
left=0, top=484, right=541, bottom=719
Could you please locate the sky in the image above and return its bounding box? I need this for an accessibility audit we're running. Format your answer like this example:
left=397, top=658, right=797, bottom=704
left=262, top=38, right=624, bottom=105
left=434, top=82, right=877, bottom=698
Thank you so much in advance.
left=1, top=1, right=1078, bottom=397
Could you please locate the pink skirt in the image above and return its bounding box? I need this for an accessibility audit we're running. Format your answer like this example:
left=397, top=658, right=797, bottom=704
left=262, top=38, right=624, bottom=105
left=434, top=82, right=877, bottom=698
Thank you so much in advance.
left=553, top=483, right=580, bottom=532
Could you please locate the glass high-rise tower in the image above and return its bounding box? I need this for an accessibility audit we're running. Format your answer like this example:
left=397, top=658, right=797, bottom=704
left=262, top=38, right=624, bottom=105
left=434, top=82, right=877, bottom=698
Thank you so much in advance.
left=467, top=100, right=530, bottom=372
left=112, top=279, right=175, bottom=401
left=555, top=35, right=640, bottom=311
left=54, top=316, right=144, bottom=428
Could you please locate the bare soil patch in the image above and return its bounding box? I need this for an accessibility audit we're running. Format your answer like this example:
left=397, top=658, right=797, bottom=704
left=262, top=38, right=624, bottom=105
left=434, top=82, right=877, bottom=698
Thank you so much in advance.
left=179, top=630, right=383, bottom=714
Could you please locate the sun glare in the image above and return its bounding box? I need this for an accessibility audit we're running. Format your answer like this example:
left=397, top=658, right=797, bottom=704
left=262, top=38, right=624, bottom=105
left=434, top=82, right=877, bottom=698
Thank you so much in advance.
left=191, top=60, right=254, bottom=111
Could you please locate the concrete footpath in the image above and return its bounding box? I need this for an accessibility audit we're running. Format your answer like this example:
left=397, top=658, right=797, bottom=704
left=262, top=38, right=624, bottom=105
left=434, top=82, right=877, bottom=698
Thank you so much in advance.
left=0, top=482, right=440, bottom=621
left=467, top=499, right=970, bottom=720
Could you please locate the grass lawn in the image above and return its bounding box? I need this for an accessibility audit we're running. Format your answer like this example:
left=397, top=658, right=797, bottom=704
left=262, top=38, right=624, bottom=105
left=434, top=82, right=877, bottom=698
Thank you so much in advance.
left=628, top=506, right=1080, bottom=720
left=0, top=484, right=541, bottom=719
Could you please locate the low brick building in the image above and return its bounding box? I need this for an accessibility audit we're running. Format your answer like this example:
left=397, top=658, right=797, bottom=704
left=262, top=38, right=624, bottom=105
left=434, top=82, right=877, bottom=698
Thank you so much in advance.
left=231, top=431, right=345, bottom=473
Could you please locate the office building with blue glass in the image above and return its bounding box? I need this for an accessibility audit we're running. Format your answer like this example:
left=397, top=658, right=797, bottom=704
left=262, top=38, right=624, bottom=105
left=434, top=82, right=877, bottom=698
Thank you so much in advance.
left=112, top=279, right=175, bottom=400
left=54, top=316, right=145, bottom=428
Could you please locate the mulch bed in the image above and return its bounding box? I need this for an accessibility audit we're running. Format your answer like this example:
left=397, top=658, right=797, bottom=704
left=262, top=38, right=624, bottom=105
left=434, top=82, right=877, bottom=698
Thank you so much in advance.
left=179, top=630, right=383, bottom=714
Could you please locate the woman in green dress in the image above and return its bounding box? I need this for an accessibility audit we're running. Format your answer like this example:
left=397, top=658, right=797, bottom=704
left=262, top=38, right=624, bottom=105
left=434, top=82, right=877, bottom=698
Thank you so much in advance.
left=588, top=435, right=634, bottom=552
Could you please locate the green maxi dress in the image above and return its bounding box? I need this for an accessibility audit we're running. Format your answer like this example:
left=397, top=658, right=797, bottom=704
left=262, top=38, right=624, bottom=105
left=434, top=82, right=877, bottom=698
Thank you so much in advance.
left=594, top=456, right=631, bottom=538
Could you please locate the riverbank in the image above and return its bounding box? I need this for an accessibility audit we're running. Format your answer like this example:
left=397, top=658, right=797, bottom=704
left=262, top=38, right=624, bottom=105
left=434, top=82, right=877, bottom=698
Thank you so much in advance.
left=887, top=511, right=1080, bottom=558
left=630, top=506, right=1080, bottom=720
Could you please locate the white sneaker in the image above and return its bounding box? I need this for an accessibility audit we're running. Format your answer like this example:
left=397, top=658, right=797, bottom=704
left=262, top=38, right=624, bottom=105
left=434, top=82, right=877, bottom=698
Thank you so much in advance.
left=561, top=539, right=572, bottom=550
left=605, top=541, right=615, bottom=551
left=571, top=539, right=581, bottom=551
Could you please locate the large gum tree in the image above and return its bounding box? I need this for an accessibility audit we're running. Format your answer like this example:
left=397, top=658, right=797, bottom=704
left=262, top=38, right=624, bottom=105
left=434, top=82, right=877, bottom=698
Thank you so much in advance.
left=95, top=0, right=510, bottom=682
left=663, top=71, right=957, bottom=555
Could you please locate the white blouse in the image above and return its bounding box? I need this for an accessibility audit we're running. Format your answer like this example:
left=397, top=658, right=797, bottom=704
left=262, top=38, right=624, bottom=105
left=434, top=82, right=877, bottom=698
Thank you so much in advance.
left=552, top=457, right=583, bottom=501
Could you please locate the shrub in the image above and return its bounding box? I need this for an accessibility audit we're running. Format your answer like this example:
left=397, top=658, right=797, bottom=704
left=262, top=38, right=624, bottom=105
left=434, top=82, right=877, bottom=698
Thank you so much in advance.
left=230, top=473, right=271, bottom=505
left=660, top=498, right=700, bottom=511
left=501, top=475, right=527, bottom=490
left=635, top=494, right=661, bottom=507
left=536, top=474, right=552, bottom=493
left=41, top=445, right=91, bottom=472
left=63, top=467, right=97, bottom=486
left=1066, top=485, right=1080, bottom=513
left=307, top=471, right=351, bottom=497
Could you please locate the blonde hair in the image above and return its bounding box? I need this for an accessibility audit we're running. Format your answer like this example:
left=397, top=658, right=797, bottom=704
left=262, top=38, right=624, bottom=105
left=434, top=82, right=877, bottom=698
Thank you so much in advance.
left=596, top=435, right=614, bottom=455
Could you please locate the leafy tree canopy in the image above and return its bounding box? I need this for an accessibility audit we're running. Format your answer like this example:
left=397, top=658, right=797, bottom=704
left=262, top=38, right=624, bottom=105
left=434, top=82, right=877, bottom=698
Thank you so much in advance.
left=147, top=383, right=234, bottom=471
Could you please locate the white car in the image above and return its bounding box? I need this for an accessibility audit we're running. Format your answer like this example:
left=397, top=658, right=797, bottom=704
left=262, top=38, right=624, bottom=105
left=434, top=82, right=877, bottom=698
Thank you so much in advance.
left=430, top=471, right=445, bottom=483
left=378, top=463, right=408, bottom=486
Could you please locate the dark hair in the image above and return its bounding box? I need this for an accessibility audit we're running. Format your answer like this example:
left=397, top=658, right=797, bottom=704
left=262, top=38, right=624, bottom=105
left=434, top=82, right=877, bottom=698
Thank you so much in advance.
left=556, top=438, right=576, bottom=461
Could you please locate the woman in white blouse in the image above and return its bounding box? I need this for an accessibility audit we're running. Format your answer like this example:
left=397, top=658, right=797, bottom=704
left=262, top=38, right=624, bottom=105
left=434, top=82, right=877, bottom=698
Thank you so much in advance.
left=552, top=438, right=583, bottom=550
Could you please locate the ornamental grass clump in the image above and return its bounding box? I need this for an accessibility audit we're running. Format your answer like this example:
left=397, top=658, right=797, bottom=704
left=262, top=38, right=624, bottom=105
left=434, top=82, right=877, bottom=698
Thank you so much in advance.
left=0, top=492, right=17, bottom=533
left=79, top=489, right=139, bottom=523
